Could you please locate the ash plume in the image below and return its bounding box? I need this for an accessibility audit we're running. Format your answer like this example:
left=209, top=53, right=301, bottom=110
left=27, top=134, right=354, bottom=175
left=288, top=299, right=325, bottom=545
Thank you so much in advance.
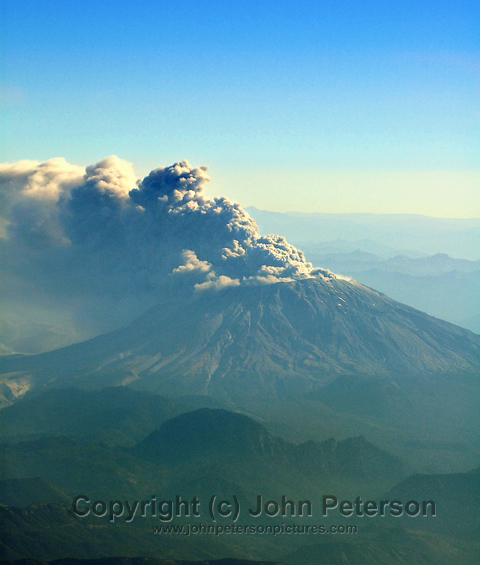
left=0, top=156, right=333, bottom=344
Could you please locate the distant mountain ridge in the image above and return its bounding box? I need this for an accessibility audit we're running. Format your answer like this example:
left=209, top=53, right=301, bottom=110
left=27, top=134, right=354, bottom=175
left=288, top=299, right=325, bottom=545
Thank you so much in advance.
left=134, top=408, right=407, bottom=484
left=246, top=207, right=480, bottom=260
left=0, top=407, right=407, bottom=504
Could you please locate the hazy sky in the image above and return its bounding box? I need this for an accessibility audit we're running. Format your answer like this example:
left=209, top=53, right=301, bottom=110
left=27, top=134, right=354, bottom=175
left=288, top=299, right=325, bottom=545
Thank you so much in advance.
left=1, top=0, right=479, bottom=216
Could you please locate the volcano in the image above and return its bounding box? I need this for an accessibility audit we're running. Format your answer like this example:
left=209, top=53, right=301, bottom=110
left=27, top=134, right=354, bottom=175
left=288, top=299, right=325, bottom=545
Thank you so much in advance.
left=1, top=276, right=479, bottom=404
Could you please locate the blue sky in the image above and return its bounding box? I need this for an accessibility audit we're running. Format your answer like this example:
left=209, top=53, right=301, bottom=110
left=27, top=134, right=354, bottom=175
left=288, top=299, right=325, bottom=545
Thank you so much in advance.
left=1, top=0, right=479, bottom=215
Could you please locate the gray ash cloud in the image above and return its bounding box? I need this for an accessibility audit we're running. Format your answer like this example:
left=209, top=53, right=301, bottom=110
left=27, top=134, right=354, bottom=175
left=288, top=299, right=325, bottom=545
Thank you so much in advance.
left=0, top=156, right=334, bottom=338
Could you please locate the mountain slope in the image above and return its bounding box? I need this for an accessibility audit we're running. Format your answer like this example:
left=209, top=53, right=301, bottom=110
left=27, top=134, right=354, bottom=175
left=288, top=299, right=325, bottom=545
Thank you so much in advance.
left=1, top=278, right=479, bottom=403
left=0, top=503, right=290, bottom=563
left=384, top=467, right=480, bottom=540
left=0, top=477, right=69, bottom=507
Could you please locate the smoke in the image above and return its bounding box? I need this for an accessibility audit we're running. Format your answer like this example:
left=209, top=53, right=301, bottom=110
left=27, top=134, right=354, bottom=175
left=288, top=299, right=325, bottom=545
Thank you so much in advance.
left=0, top=156, right=334, bottom=345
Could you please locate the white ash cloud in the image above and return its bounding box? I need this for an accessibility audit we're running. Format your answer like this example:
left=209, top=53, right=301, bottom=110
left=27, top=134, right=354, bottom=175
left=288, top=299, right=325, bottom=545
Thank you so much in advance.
left=0, top=156, right=334, bottom=341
